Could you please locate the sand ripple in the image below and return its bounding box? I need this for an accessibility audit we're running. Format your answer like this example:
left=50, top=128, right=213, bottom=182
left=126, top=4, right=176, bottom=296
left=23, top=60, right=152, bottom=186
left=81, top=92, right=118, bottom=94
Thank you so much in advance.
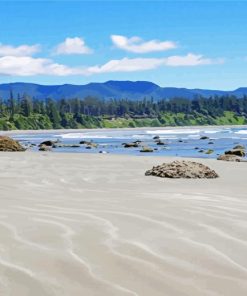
left=0, top=153, right=246, bottom=295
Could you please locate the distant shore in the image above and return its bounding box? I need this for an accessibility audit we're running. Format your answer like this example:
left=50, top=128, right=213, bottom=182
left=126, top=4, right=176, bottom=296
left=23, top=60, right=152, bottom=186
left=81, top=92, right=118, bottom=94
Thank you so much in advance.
left=1, top=124, right=247, bottom=135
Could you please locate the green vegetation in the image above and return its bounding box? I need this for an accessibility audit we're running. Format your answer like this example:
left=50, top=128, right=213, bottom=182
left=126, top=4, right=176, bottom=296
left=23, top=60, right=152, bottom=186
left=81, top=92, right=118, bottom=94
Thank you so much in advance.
left=0, top=94, right=247, bottom=130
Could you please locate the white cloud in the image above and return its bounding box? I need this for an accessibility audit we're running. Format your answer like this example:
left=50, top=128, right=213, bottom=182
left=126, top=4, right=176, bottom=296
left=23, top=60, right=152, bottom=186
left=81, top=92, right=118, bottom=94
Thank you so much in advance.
left=54, top=37, right=92, bottom=55
left=86, top=54, right=222, bottom=75
left=0, top=56, right=86, bottom=76
left=0, top=53, right=222, bottom=77
left=111, top=35, right=177, bottom=53
left=165, top=53, right=223, bottom=66
left=87, top=57, right=165, bottom=74
left=0, top=43, right=40, bottom=57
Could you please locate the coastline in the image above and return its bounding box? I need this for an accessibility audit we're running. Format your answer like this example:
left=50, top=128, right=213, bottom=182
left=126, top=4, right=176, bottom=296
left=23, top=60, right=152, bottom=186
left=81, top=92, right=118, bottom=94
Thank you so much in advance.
left=1, top=124, right=247, bottom=136
left=0, top=152, right=246, bottom=295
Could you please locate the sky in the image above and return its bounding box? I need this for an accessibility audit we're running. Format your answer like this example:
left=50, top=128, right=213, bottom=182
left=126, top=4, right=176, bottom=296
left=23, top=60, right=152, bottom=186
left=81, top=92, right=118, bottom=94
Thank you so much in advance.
left=0, top=1, right=247, bottom=89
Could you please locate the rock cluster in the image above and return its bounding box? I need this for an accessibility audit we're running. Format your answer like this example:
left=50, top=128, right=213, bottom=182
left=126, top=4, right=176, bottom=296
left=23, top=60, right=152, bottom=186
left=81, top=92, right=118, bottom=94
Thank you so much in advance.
left=225, top=147, right=245, bottom=157
left=145, top=160, right=219, bottom=179
left=0, top=136, right=25, bottom=152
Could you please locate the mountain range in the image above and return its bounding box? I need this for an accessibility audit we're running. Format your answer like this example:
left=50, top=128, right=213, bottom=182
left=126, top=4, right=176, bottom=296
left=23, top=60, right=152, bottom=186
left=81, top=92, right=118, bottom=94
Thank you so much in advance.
left=0, top=81, right=247, bottom=101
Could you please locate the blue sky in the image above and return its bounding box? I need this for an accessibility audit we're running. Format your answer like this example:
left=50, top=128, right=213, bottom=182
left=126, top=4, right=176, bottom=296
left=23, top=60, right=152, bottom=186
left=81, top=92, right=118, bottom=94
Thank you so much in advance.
left=0, top=1, right=247, bottom=89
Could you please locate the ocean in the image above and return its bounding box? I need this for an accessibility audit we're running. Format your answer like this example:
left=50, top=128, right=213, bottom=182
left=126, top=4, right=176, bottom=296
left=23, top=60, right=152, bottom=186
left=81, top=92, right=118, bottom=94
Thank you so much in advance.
left=9, top=126, right=247, bottom=159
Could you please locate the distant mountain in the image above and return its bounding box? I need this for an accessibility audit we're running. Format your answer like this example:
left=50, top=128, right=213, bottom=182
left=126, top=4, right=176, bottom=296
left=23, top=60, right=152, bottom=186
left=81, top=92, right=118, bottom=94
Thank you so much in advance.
left=0, top=81, right=246, bottom=101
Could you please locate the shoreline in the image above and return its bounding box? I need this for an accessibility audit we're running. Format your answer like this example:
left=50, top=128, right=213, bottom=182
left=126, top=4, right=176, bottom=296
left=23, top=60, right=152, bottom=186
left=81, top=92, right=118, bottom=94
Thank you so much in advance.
left=1, top=124, right=247, bottom=135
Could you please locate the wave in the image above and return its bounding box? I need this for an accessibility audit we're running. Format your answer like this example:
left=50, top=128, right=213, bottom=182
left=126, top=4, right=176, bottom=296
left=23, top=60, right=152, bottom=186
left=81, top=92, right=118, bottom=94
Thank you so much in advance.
left=235, top=130, right=247, bottom=134
left=57, top=133, right=115, bottom=139
left=146, top=129, right=200, bottom=135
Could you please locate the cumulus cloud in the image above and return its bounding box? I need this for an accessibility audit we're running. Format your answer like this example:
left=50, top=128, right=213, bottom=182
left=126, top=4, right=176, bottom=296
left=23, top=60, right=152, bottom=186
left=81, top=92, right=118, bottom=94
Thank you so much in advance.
left=111, top=35, right=177, bottom=53
left=0, top=43, right=40, bottom=57
left=54, top=37, right=92, bottom=55
left=0, top=56, right=86, bottom=76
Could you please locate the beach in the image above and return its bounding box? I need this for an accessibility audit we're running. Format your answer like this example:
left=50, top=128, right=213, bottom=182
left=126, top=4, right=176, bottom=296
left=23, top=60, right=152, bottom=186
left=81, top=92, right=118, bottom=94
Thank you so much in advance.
left=0, top=152, right=246, bottom=295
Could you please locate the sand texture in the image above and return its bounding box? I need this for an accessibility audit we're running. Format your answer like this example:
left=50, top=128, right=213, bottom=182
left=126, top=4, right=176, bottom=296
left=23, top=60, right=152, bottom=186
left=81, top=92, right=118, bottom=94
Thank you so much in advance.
left=0, top=152, right=246, bottom=295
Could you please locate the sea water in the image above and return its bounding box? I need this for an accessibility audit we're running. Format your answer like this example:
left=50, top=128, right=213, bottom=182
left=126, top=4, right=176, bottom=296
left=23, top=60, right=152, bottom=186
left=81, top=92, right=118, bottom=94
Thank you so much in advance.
left=10, top=126, right=247, bottom=159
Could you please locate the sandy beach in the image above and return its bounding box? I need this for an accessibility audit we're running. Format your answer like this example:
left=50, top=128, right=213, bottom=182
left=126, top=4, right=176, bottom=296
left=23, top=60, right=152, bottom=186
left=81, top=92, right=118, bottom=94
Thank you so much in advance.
left=0, top=152, right=246, bottom=295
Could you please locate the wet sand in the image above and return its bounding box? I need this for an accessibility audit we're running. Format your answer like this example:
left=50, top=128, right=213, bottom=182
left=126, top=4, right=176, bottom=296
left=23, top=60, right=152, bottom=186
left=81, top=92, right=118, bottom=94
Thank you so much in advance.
left=0, top=152, right=246, bottom=295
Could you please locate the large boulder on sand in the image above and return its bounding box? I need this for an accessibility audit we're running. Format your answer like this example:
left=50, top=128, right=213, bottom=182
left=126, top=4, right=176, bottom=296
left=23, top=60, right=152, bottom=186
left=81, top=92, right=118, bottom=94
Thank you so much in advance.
left=145, top=160, right=218, bottom=179
left=0, top=136, right=25, bottom=152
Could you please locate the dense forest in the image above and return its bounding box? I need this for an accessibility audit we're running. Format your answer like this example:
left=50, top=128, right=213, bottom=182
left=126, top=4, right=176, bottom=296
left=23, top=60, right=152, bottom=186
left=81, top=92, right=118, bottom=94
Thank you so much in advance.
left=0, top=93, right=247, bottom=130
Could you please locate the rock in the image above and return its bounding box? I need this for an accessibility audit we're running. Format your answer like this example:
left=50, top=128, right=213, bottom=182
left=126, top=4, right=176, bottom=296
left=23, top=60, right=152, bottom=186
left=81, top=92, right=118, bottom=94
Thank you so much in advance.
left=145, top=160, right=219, bottom=179
left=124, top=143, right=139, bottom=148
left=80, top=141, right=98, bottom=148
left=140, top=146, right=153, bottom=153
left=156, top=140, right=165, bottom=146
left=225, top=149, right=245, bottom=157
left=198, top=150, right=204, bottom=153
left=194, top=147, right=199, bottom=150
left=233, top=145, right=245, bottom=150
left=200, top=136, right=209, bottom=140
left=217, top=154, right=244, bottom=162
left=205, top=149, right=214, bottom=154
left=153, top=136, right=160, bottom=140
left=39, top=140, right=54, bottom=147
left=0, top=136, right=25, bottom=152
left=79, top=140, right=89, bottom=145
left=39, top=144, right=52, bottom=151
left=208, top=141, right=214, bottom=144
left=178, top=139, right=183, bottom=143
left=99, top=150, right=107, bottom=154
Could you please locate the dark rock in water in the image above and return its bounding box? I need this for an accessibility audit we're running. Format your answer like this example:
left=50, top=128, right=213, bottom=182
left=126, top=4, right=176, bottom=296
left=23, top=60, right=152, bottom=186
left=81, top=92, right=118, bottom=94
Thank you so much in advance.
left=140, top=146, right=153, bottom=153
left=0, top=136, right=25, bottom=152
left=205, top=149, right=214, bottom=154
left=39, top=140, right=54, bottom=147
left=153, top=136, right=160, bottom=140
left=225, top=149, right=245, bottom=157
left=217, top=154, right=245, bottom=162
left=178, top=139, right=183, bottom=143
left=99, top=150, right=107, bottom=154
left=80, top=141, right=98, bottom=148
left=156, top=140, right=165, bottom=146
left=198, top=150, right=204, bottom=153
left=145, top=160, right=219, bottom=179
left=200, top=136, right=209, bottom=140
left=39, top=144, right=52, bottom=151
left=80, top=140, right=89, bottom=145
left=208, top=141, right=214, bottom=144
left=124, top=143, right=139, bottom=148
left=194, top=147, right=199, bottom=150
left=233, top=145, right=245, bottom=150
left=85, top=146, right=92, bottom=149
left=133, top=140, right=142, bottom=144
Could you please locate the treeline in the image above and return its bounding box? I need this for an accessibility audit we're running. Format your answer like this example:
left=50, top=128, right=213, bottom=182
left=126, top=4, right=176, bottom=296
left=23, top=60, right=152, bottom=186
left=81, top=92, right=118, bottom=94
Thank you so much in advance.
left=0, top=93, right=247, bottom=130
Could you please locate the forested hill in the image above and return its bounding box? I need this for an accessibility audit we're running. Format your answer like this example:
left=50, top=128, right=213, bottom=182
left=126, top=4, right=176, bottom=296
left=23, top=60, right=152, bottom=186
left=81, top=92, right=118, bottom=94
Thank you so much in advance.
left=1, top=81, right=247, bottom=100
left=0, top=94, right=247, bottom=130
